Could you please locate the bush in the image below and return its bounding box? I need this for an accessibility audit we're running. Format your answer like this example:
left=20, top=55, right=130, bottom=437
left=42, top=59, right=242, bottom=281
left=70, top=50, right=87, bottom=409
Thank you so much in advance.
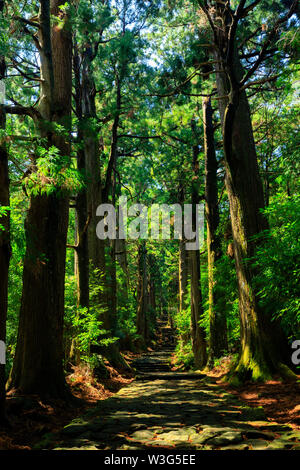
left=253, top=193, right=300, bottom=339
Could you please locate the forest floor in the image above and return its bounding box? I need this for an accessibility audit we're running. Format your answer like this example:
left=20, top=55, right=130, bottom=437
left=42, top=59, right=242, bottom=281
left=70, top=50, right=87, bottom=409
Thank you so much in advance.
left=35, top=348, right=300, bottom=451
left=0, top=358, right=135, bottom=450
left=0, top=320, right=300, bottom=450
left=0, top=358, right=300, bottom=450
left=0, top=343, right=299, bottom=450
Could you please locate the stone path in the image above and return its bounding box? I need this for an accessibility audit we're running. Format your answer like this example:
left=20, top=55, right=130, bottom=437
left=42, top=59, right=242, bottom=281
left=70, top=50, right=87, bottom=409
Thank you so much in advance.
left=39, top=346, right=300, bottom=450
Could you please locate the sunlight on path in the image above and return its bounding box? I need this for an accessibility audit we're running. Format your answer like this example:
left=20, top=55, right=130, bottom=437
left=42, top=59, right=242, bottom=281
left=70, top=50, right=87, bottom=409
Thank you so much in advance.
left=40, top=348, right=300, bottom=450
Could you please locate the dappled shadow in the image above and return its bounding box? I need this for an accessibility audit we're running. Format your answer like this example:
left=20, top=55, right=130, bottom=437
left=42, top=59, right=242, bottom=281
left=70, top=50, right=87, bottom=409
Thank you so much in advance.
left=47, top=375, right=300, bottom=450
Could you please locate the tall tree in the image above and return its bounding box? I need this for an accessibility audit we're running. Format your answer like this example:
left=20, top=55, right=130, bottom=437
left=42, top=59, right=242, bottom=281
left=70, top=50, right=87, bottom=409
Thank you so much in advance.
left=198, top=0, right=298, bottom=381
left=0, top=0, right=11, bottom=422
left=203, top=96, right=227, bottom=366
left=178, top=185, right=188, bottom=313
left=189, top=120, right=207, bottom=369
left=136, top=241, right=149, bottom=347
left=9, top=0, right=73, bottom=396
left=72, top=40, right=90, bottom=313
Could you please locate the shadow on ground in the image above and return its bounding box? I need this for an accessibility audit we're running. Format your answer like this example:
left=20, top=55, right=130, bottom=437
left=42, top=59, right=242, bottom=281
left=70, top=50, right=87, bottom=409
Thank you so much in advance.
left=40, top=375, right=300, bottom=450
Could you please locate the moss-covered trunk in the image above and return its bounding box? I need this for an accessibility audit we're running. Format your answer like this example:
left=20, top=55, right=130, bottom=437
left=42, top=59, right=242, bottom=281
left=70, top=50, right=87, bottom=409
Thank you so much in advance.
left=214, top=45, right=295, bottom=382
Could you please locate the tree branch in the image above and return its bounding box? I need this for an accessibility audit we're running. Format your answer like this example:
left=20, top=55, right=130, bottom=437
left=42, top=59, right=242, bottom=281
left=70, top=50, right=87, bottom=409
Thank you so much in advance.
left=241, top=0, right=262, bottom=18
left=13, top=16, right=39, bottom=28
left=240, top=0, right=299, bottom=86
left=240, top=73, right=280, bottom=91
left=227, top=1, right=247, bottom=65
left=4, top=104, right=40, bottom=119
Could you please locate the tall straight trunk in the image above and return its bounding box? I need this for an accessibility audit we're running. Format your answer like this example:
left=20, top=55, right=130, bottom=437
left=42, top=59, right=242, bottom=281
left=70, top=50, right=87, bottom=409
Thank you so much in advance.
left=178, top=187, right=190, bottom=349
left=115, top=235, right=129, bottom=290
left=74, top=150, right=89, bottom=310
left=178, top=186, right=188, bottom=313
left=203, top=96, right=227, bottom=367
left=179, top=239, right=188, bottom=312
left=79, top=37, right=128, bottom=369
left=101, top=80, right=129, bottom=368
left=189, top=249, right=207, bottom=369
left=80, top=49, right=110, bottom=357
left=73, top=42, right=89, bottom=311
left=213, top=43, right=294, bottom=381
left=106, top=169, right=119, bottom=360
left=9, top=0, right=72, bottom=396
left=68, top=42, right=89, bottom=365
left=148, top=253, right=157, bottom=339
left=81, top=55, right=105, bottom=275
left=136, top=241, right=148, bottom=348
left=189, top=121, right=207, bottom=369
left=0, top=0, right=11, bottom=420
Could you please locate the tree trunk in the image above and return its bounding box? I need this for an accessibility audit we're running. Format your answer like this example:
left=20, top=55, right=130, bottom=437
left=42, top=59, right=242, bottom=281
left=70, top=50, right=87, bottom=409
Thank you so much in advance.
left=179, top=239, right=188, bottom=312
left=214, top=44, right=295, bottom=381
left=203, top=96, right=227, bottom=367
left=148, top=253, right=157, bottom=340
left=81, top=55, right=105, bottom=276
left=0, top=0, right=11, bottom=420
left=189, top=121, right=207, bottom=370
left=136, top=242, right=148, bottom=348
left=68, top=42, right=90, bottom=365
left=178, top=186, right=188, bottom=313
left=189, top=249, right=207, bottom=369
left=80, top=49, right=128, bottom=368
left=9, top=0, right=72, bottom=397
left=73, top=42, right=89, bottom=311
left=177, top=187, right=190, bottom=349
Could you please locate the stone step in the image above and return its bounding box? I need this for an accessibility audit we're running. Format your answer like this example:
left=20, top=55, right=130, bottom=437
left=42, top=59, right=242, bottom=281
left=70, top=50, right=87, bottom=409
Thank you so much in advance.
left=135, top=372, right=205, bottom=381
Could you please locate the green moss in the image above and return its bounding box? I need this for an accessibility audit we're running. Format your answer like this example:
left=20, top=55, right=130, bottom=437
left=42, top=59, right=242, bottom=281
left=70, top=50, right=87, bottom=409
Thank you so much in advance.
left=277, top=363, right=298, bottom=382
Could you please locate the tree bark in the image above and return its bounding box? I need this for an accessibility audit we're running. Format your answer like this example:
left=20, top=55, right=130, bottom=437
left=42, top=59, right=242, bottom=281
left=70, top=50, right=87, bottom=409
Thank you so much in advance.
left=148, top=253, right=157, bottom=340
left=73, top=42, right=89, bottom=311
left=81, top=53, right=105, bottom=276
left=9, top=0, right=73, bottom=397
left=203, top=96, right=227, bottom=367
left=189, top=121, right=207, bottom=370
left=189, top=248, right=207, bottom=370
left=178, top=186, right=188, bottom=313
left=211, top=12, right=295, bottom=381
left=179, top=239, right=188, bottom=312
left=136, top=241, right=148, bottom=348
left=68, top=41, right=90, bottom=365
left=0, top=0, right=11, bottom=421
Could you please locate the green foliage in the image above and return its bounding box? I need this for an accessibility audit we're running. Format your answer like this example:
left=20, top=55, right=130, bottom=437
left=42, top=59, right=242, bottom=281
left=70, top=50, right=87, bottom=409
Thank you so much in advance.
left=24, top=146, right=84, bottom=196
left=174, top=342, right=194, bottom=370
left=173, top=286, right=195, bottom=369
left=0, top=206, right=10, bottom=231
left=253, top=193, right=300, bottom=338
left=115, top=264, right=137, bottom=338
left=3, top=0, right=299, bottom=385
left=64, top=270, right=117, bottom=366
left=174, top=306, right=191, bottom=342
left=6, top=192, right=27, bottom=376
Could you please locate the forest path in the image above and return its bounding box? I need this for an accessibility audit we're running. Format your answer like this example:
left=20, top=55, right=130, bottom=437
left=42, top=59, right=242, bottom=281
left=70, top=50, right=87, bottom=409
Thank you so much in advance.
left=42, top=337, right=300, bottom=450
left=45, top=375, right=300, bottom=450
